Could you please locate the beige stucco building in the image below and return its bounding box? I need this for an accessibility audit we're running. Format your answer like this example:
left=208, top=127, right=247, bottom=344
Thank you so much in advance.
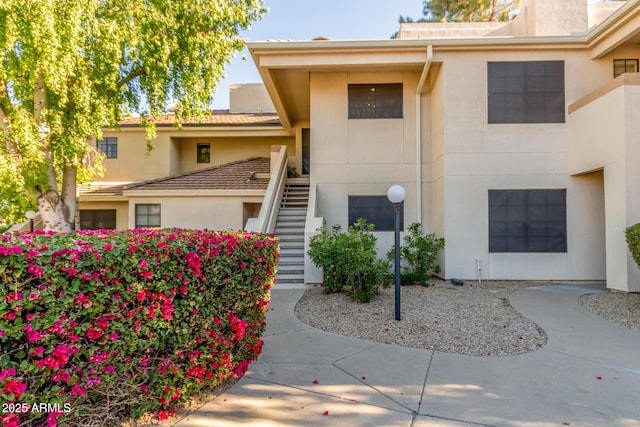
left=82, top=0, right=640, bottom=292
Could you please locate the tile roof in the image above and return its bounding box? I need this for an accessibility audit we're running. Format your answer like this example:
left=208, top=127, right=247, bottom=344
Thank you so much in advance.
left=78, top=182, right=128, bottom=197
left=117, top=111, right=281, bottom=127
left=124, top=157, right=271, bottom=191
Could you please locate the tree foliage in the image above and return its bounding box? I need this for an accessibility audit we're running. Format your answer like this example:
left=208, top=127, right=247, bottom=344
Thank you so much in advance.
left=0, top=0, right=265, bottom=226
left=401, top=0, right=519, bottom=23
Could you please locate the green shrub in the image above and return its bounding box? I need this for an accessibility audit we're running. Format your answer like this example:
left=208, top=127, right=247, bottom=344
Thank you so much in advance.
left=387, top=223, right=444, bottom=285
left=308, top=219, right=388, bottom=303
left=0, top=228, right=277, bottom=426
left=626, top=223, right=640, bottom=269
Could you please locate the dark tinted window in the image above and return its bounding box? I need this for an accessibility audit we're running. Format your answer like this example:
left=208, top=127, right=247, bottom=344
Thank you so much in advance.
left=489, top=189, right=566, bottom=252
left=97, top=137, right=118, bottom=158
left=79, top=210, right=116, bottom=230
left=348, top=195, right=403, bottom=231
left=349, top=84, right=403, bottom=119
left=488, top=61, right=565, bottom=124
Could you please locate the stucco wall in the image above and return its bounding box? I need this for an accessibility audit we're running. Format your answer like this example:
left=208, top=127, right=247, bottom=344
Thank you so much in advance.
left=436, top=49, right=611, bottom=281
left=568, top=79, right=640, bottom=292
left=98, top=131, right=172, bottom=182
left=310, top=70, right=421, bottom=253
left=174, top=136, right=295, bottom=174
left=126, top=195, right=264, bottom=231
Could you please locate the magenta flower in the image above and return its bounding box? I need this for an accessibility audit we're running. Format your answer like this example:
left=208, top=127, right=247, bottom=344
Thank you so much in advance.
left=3, top=380, right=27, bottom=398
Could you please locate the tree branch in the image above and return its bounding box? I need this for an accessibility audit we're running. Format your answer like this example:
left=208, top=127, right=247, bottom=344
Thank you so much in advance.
left=117, top=67, right=145, bottom=88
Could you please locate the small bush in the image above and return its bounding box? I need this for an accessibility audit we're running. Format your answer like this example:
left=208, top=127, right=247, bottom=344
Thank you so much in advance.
left=0, top=228, right=277, bottom=426
left=387, top=223, right=444, bottom=285
left=626, top=223, right=640, bottom=269
left=308, top=219, right=387, bottom=303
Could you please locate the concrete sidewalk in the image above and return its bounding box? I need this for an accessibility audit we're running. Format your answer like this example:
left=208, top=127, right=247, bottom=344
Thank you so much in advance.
left=174, top=284, right=640, bottom=427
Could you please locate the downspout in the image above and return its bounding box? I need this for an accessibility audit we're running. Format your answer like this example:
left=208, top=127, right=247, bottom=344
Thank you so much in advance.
left=416, top=45, right=433, bottom=229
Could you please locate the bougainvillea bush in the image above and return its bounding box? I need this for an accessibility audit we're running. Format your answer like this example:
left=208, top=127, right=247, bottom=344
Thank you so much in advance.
left=0, top=228, right=278, bottom=426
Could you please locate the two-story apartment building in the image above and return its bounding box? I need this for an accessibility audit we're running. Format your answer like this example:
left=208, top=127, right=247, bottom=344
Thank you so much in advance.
left=83, top=0, right=640, bottom=292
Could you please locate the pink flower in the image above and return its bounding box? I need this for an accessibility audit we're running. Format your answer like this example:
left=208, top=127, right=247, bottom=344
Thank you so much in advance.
left=86, top=326, right=104, bottom=341
left=4, top=380, right=27, bottom=398
left=71, top=383, right=86, bottom=396
left=32, top=346, right=45, bottom=357
left=139, top=259, right=147, bottom=268
left=103, top=366, right=116, bottom=373
left=46, top=411, right=63, bottom=427
left=312, top=379, right=319, bottom=384
left=322, top=411, right=329, bottom=416
left=109, top=333, right=119, bottom=340
left=1, top=413, right=20, bottom=427
left=4, top=292, right=23, bottom=304
left=3, top=312, right=16, bottom=320
left=67, top=268, right=79, bottom=277
left=0, top=368, right=16, bottom=381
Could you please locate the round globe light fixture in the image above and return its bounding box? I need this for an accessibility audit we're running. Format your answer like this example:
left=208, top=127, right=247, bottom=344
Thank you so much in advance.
left=25, top=210, right=37, bottom=220
left=387, top=185, right=406, bottom=204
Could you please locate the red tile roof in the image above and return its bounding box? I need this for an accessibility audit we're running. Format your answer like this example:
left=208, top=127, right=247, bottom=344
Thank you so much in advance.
left=124, top=157, right=271, bottom=191
left=117, top=111, right=280, bottom=127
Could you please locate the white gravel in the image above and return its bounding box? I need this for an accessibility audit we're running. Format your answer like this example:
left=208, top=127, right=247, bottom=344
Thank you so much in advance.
left=295, top=279, right=548, bottom=357
left=579, top=292, right=640, bottom=331
left=295, top=279, right=640, bottom=357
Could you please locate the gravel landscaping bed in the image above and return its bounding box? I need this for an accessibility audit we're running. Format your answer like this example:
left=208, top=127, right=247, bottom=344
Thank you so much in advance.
left=295, top=279, right=548, bottom=357
left=579, top=292, right=640, bottom=331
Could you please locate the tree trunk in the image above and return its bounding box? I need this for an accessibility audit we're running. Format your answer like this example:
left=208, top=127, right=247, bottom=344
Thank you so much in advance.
left=33, top=74, right=72, bottom=232
left=34, top=74, right=57, bottom=191
left=62, top=164, right=77, bottom=230
left=36, top=187, right=72, bottom=232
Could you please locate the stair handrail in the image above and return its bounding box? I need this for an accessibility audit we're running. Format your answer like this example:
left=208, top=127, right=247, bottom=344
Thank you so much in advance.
left=245, top=145, right=288, bottom=234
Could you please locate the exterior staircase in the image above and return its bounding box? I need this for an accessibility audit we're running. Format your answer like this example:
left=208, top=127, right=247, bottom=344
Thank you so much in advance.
left=275, top=178, right=309, bottom=285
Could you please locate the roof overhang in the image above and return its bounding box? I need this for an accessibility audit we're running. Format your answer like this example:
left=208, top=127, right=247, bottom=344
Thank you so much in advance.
left=248, top=0, right=640, bottom=129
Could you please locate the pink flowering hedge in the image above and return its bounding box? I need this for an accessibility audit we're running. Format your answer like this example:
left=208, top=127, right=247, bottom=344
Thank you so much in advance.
left=0, top=229, right=278, bottom=426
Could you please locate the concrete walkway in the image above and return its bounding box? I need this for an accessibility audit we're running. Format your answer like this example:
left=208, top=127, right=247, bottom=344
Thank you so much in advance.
left=174, top=284, right=640, bottom=427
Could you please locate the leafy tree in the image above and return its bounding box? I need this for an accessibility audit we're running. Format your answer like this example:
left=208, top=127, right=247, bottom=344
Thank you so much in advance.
left=0, top=0, right=265, bottom=230
left=401, top=0, right=519, bottom=23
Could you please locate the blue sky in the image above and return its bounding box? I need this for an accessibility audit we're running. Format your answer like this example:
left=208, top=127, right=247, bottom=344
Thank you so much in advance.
left=211, top=0, right=424, bottom=109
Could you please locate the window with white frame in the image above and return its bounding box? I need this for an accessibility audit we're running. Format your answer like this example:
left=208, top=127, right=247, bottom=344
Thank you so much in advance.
left=135, top=204, right=161, bottom=228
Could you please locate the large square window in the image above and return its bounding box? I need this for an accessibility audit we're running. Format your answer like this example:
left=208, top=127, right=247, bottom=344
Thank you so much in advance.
left=348, top=195, right=402, bottom=231
left=135, top=204, right=161, bottom=228
left=489, top=189, right=566, bottom=253
left=488, top=61, right=565, bottom=124
left=348, top=84, right=403, bottom=119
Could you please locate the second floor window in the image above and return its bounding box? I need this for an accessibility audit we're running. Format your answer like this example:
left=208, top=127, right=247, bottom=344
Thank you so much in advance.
left=97, top=137, right=118, bottom=158
left=613, top=59, right=639, bottom=78
left=488, top=61, right=565, bottom=124
left=348, top=83, right=403, bottom=119
left=197, top=143, right=211, bottom=163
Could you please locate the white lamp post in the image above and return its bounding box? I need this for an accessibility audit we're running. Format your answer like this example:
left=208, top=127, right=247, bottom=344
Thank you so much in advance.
left=387, top=185, right=406, bottom=321
left=25, top=210, right=37, bottom=232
